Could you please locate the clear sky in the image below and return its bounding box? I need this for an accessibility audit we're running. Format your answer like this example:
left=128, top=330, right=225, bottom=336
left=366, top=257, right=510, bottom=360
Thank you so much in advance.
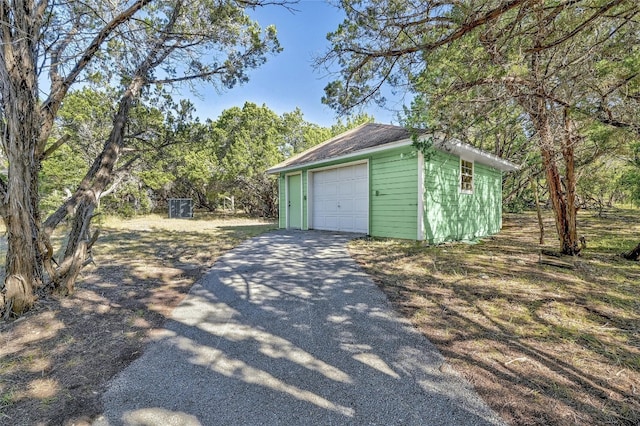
left=187, top=1, right=403, bottom=127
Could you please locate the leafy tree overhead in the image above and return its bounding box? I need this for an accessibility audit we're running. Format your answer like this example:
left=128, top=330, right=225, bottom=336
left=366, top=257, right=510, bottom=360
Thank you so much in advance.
left=320, top=0, right=640, bottom=256
left=0, top=0, right=285, bottom=318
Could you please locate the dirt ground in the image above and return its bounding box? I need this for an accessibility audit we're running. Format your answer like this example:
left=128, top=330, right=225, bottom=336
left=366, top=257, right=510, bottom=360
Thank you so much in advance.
left=349, top=209, right=640, bottom=426
left=0, top=215, right=276, bottom=426
left=1, top=211, right=638, bottom=425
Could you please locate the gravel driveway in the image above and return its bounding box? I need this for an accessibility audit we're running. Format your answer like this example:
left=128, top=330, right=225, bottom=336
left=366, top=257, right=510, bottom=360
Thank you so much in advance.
left=94, top=230, right=505, bottom=425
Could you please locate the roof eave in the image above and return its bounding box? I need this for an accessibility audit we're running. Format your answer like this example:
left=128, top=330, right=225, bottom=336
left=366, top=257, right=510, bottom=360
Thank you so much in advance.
left=434, top=139, right=520, bottom=172
left=267, top=138, right=414, bottom=174
left=266, top=123, right=372, bottom=174
left=267, top=131, right=521, bottom=175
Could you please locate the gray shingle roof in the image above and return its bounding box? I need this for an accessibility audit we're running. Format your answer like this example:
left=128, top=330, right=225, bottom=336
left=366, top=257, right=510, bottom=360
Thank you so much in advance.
left=268, top=123, right=417, bottom=173
left=267, top=122, right=519, bottom=173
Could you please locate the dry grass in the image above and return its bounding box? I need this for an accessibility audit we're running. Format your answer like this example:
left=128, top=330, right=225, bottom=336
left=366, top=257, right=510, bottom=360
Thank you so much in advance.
left=349, top=209, right=640, bottom=426
left=0, top=213, right=276, bottom=425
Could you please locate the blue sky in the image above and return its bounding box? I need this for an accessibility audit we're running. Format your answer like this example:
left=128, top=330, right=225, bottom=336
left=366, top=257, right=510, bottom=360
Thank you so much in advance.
left=187, top=1, right=403, bottom=127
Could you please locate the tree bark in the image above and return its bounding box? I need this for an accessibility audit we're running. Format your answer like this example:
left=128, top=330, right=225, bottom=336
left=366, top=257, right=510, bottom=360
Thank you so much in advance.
left=0, top=0, right=47, bottom=316
left=518, top=24, right=581, bottom=256
left=538, top=131, right=581, bottom=255
left=561, top=108, right=580, bottom=255
left=0, top=0, right=153, bottom=318
left=531, top=176, right=544, bottom=245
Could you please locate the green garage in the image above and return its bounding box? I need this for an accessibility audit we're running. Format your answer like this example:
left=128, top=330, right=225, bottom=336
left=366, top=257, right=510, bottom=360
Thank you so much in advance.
left=267, top=123, right=518, bottom=243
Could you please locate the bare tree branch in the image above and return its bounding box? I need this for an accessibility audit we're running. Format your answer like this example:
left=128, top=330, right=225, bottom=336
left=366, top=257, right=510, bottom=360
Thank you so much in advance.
left=41, top=133, right=70, bottom=160
left=39, top=0, right=153, bottom=153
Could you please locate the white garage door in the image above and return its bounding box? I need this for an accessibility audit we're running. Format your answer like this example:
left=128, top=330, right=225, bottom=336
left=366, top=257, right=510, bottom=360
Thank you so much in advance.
left=311, top=162, right=369, bottom=233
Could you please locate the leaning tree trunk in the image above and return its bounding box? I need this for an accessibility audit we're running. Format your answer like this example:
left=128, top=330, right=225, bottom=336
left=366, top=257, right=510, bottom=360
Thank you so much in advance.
left=45, top=76, right=146, bottom=292
left=43, top=4, right=180, bottom=296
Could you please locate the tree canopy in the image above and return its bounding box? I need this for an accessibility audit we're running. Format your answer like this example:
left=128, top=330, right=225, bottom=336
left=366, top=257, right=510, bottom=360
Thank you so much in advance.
left=0, top=0, right=286, bottom=317
left=319, top=0, right=640, bottom=255
left=45, top=90, right=374, bottom=221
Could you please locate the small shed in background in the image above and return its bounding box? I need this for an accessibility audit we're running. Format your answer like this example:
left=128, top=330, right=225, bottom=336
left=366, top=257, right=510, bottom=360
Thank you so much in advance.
left=168, top=198, right=193, bottom=218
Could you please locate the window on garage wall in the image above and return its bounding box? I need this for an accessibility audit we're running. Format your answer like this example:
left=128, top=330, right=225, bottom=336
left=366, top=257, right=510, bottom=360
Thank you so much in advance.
left=460, top=159, right=473, bottom=194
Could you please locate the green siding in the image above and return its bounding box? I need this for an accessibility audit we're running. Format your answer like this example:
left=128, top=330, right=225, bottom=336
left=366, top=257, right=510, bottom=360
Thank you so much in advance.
left=423, top=150, right=502, bottom=244
left=370, top=147, right=418, bottom=239
left=276, top=144, right=504, bottom=242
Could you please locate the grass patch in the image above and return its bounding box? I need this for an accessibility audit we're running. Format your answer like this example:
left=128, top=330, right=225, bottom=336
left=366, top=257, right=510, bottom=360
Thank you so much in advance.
left=349, top=209, right=640, bottom=426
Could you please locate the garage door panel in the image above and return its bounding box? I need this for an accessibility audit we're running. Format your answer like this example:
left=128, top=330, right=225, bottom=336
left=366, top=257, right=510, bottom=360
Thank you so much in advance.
left=315, top=204, right=336, bottom=215
left=355, top=165, right=368, bottom=178
left=324, top=216, right=338, bottom=229
left=338, top=184, right=354, bottom=197
left=339, top=198, right=355, bottom=213
left=354, top=180, right=368, bottom=193
left=354, top=202, right=368, bottom=214
left=337, top=167, right=353, bottom=180
left=312, top=163, right=368, bottom=233
left=321, top=183, right=338, bottom=197
left=355, top=215, right=368, bottom=230
left=338, top=216, right=355, bottom=230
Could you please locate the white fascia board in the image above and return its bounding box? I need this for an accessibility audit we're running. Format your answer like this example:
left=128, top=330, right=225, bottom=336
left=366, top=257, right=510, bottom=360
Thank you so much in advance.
left=429, top=136, right=520, bottom=172
left=267, top=138, right=414, bottom=174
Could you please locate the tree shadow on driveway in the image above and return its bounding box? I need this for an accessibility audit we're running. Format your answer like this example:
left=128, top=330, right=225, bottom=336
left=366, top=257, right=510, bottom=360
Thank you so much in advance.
left=96, top=230, right=505, bottom=426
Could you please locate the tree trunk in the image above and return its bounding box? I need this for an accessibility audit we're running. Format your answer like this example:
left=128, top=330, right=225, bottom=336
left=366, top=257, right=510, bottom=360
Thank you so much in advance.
left=0, top=4, right=47, bottom=316
left=43, top=4, right=181, bottom=295
left=0, top=0, right=185, bottom=317
left=2, top=140, right=44, bottom=316
left=45, top=76, right=145, bottom=292
left=514, top=12, right=580, bottom=257
left=539, top=144, right=580, bottom=255
left=531, top=176, right=544, bottom=245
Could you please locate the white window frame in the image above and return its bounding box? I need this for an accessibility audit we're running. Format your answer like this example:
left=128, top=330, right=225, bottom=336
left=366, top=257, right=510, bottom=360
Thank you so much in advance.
left=460, top=158, right=474, bottom=194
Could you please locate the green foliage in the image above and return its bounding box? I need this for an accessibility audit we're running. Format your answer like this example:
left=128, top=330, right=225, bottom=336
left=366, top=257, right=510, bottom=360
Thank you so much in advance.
left=138, top=168, right=174, bottom=191
left=100, top=180, right=153, bottom=218
left=216, top=102, right=284, bottom=181
left=578, top=159, right=626, bottom=210
left=50, top=90, right=371, bottom=219
left=620, top=165, right=640, bottom=205
left=411, top=136, right=434, bottom=159
left=40, top=144, right=87, bottom=216
left=322, top=0, right=640, bottom=225
left=329, top=112, right=374, bottom=136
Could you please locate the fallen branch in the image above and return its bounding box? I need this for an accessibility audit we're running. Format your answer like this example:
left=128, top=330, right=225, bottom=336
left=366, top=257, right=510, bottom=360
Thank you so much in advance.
left=539, top=250, right=575, bottom=269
